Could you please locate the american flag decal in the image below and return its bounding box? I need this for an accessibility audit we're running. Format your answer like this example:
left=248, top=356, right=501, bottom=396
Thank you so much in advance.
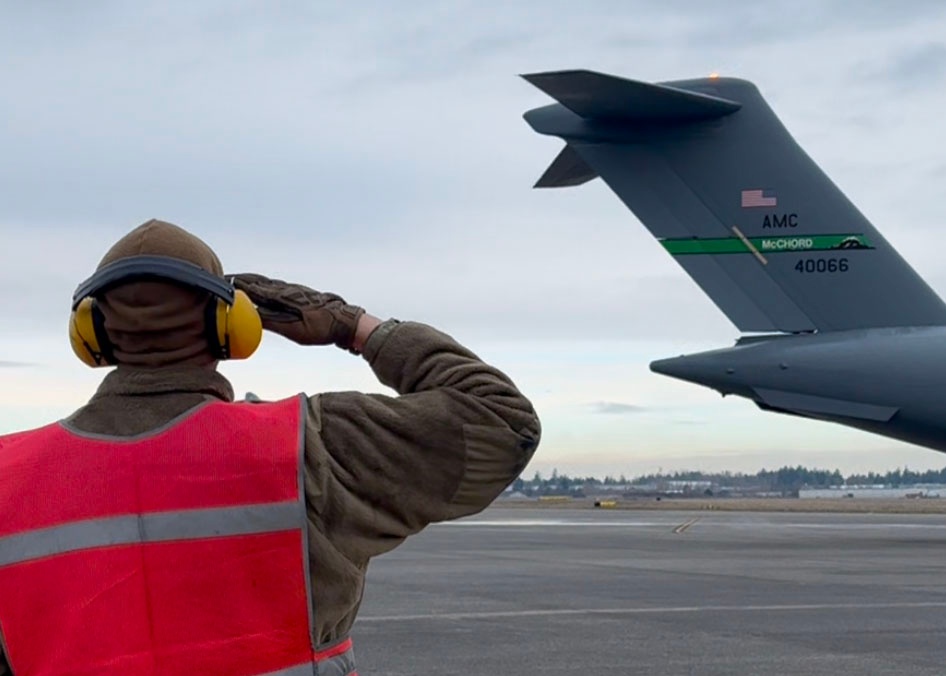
left=741, top=189, right=777, bottom=207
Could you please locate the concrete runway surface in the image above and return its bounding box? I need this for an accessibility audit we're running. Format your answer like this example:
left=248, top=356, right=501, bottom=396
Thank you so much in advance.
left=350, top=506, right=946, bottom=675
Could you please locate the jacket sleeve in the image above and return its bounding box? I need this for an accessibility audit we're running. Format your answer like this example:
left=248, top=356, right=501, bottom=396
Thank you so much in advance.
left=302, top=319, right=541, bottom=562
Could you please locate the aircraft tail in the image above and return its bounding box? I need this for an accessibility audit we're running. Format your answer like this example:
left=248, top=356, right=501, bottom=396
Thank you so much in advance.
left=522, top=69, right=946, bottom=332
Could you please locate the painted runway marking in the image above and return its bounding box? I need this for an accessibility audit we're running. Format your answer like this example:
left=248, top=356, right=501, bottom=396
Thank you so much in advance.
left=672, top=517, right=701, bottom=534
left=441, top=520, right=667, bottom=527
left=439, top=519, right=946, bottom=530
left=762, top=523, right=946, bottom=529
left=357, top=601, right=946, bottom=623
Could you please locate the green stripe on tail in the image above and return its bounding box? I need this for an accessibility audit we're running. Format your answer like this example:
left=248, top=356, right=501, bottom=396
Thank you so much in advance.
left=662, top=234, right=873, bottom=255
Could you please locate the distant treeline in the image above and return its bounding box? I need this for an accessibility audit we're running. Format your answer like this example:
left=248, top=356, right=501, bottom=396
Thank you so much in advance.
left=513, top=465, right=946, bottom=494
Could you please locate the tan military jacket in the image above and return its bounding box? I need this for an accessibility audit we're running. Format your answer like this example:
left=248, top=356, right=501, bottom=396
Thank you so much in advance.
left=0, top=319, right=541, bottom=674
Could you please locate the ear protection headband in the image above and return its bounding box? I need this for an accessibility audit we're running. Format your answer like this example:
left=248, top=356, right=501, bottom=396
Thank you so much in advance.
left=68, top=254, right=262, bottom=367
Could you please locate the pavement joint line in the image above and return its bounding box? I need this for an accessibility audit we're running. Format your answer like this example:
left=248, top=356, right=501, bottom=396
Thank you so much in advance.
left=356, top=601, right=946, bottom=623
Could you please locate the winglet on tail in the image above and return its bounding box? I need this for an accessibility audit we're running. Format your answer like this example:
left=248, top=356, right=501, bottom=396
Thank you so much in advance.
left=533, top=144, right=597, bottom=188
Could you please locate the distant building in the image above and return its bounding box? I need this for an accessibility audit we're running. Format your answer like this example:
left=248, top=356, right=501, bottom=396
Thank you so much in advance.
left=664, top=480, right=713, bottom=490
left=799, top=485, right=946, bottom=499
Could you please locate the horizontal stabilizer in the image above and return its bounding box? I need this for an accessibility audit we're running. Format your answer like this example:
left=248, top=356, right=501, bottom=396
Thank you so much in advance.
left=520, top=69, right=741, bottom=122
left=534, top=144, right=598, bottom=188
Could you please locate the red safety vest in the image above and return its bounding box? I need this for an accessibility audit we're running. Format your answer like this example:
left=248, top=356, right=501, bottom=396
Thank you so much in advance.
left=0, top=395, right=357, bottom=676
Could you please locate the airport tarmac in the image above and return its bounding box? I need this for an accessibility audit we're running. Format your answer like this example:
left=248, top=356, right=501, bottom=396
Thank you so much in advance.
left=351, top=506, right=946, bottom=675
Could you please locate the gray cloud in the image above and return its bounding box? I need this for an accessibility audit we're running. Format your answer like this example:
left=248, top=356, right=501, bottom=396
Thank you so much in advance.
left=589, top=402, right=647, bottom=415
left=887, top=43, right=946, bottom=83
left=602, top=0, right=946, bottom=56
left=850, top=42, right=946, bottom=93
left=0, top=361, right=36, bottom=368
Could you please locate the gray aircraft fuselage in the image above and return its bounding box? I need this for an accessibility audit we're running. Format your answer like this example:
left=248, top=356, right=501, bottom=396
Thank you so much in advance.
left=651, top=327, right=946, bottom=454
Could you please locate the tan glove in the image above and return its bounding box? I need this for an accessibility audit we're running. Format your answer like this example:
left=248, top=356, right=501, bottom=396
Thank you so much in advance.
left=229, top=273, right=366, bottom=352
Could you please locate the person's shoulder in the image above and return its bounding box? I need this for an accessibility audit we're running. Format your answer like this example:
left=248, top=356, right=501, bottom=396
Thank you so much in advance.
left=0, top=420, right=61, bottom=442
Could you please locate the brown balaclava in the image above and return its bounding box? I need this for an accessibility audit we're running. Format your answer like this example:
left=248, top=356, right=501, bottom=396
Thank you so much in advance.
left=93, top=218, right=225, bottom=368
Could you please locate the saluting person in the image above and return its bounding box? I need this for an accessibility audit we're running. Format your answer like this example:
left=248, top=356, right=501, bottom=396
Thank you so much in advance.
left=0, top=219, right=541, bottom=675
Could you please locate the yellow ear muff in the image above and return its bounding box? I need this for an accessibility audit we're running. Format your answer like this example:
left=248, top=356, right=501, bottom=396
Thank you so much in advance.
left=70, top=255, right=262, bottom=365
left=215, top=289, right=262, bottom=360
left=69, top=297, right=113, bottom=367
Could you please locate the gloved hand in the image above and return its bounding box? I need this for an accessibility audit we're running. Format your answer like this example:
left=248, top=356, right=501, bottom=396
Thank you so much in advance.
left=229, top=273, right=366, bottom=352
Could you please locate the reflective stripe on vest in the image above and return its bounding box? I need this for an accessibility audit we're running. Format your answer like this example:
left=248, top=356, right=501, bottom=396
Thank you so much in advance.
left=0, top=395, right=356, bottom=676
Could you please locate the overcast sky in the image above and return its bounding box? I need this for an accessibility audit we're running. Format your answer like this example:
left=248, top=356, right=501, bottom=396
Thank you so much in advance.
left=3, top=1, right=946, bottom=478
